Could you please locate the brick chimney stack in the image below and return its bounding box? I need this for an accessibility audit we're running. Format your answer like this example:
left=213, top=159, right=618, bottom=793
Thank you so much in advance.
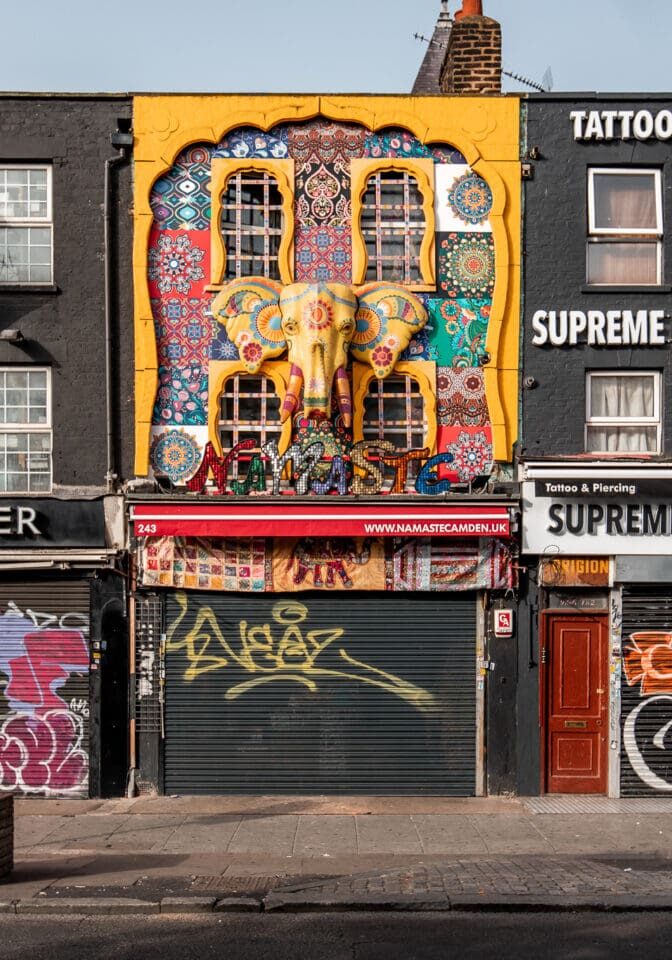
left=440, top=1, right=502, bottom=95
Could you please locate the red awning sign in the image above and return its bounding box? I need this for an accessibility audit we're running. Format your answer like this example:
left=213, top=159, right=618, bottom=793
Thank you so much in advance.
left=130, top=503, right=511, bottom=538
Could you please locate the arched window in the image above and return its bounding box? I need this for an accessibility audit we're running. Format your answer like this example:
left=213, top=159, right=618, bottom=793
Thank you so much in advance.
left=353, top=361, right=437, bottom=493
left=351, top=159, right=435, bottom=290
left=209, top=159, right=295, bottom=287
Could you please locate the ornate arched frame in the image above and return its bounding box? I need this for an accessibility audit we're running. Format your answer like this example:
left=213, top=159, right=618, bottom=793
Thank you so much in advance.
left=208, top=158, right=295, bottom=289
left=133, top=95, right=521, bottom=475
left=350, top=157, right=435, bottom=290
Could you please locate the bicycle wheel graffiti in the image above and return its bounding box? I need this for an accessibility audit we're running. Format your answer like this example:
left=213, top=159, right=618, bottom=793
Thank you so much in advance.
left=622, top=632, right=672, bottom=792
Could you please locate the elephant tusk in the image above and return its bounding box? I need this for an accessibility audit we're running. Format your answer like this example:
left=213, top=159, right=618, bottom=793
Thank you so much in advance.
left=334, top=366, right=352, bottom=428
left=281, top=364, right=304, bottom=423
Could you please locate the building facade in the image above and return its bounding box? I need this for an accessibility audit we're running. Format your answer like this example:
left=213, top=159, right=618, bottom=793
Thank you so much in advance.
left=0, top=95, right=134, bottom=798
left=520, top=95, right=672, bottom=797
left=127, top=92, right=521, bottom=795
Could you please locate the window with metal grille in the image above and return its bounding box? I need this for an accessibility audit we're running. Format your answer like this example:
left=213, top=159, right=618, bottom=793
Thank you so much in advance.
left=220, top=172, right=283, bottom=280
left=361, top=171, right=425, bottom=285
left=363, top=375, right=427, bottom=491
left=0, top=367, right=51, bottom=493
left=219, top=374, right=282, bottom=483
left=0, top=165, right=52, bottom=284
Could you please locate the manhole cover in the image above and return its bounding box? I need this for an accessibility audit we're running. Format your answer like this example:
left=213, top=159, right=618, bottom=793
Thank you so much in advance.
left=191, top=876, right=282, bottom=893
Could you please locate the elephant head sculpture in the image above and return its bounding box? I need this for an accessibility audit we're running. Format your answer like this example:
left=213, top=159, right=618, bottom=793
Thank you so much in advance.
left=211, top=279, right=428, bottom=426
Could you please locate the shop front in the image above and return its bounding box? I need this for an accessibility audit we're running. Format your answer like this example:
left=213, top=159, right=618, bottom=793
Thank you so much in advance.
left=129, top=499, right=515, bottom=795
left=0, top=497, right=127, bottom=798
left=522, top=466, right=672, bottom=797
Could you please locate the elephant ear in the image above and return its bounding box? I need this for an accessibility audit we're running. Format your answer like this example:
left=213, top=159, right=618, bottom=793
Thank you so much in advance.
left=352, top=283, right=428, bottom=378
left=211, top=277, right=285, bottom=373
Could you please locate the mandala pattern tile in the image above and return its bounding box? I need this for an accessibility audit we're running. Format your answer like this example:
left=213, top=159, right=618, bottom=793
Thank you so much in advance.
left=152, top=364, right=209, bottom=426
left=152, top=295, right=214, bottom=366
left=364, top=129, right=465, bottom=164
left=438, top=425, right=493, bottom=483
left=438, top=233, right=495, bottom=299
left=213, top=127, right=289, bottom=159
left=148, top=230, right=208, bottom=297
left=435, top=165, right=493, bottom=233
left=151, top=145, right=212, bottom=230
left=150, top=428, right=203, bottom=483
left=294, top=225, right=352, bottom=282
left=427, top=298, right=490, bottom=366
left=437, top=366, right=489, bottom=426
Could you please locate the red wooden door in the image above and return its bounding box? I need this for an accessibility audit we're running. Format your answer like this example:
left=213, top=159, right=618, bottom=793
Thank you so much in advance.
left=544, top=614, right=608, bottom=794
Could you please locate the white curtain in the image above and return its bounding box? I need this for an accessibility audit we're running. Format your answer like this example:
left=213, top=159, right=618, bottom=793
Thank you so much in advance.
left=587, top=375, right=657, bottom=453
left=589, top=174, right=658, bottom=284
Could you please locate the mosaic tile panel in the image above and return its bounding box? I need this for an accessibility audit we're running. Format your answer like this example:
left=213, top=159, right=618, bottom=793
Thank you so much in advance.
left=295, top=225, right=352, bottom=283
left=152, top=364, right=209, bottom=426
left=437, top=232, right=495, bottom=299
left=427, top=298, right=491, bottom=367
left=364, top=129, right=465, bottom=164
left=151, top=145, right=212, bottom=230
left=435, top=164, right=493, bottom=233
left=437, top=367, right=489, bottom=426
left=152, top=295, right=214, bottom=366
left=212, top=127, right=289, bottom=159
left=287, top=121, right=366, bottom=167
left=149, top=427, right=205, bottom=483
left=437, top=425, right=494, bottom=483
left=148, top=229, right=209, bottom=299
left=295, top=163, right=351, bottom=227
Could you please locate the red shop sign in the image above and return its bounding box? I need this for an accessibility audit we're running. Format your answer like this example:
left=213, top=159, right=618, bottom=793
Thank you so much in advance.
left=130, top=503, right=511, bottom=539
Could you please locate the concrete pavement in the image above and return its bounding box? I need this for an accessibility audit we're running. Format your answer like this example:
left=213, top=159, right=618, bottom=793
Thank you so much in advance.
left=3, top=795, right=672, bottom=913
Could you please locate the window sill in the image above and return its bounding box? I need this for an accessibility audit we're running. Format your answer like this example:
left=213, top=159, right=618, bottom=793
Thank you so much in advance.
left=0, top=284, right=59, bottom=294
left=581, top=284, right=672, bottom=294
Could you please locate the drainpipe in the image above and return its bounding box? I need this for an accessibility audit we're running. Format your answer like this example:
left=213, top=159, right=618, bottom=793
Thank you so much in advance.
left=104, top=130, right=132, bottom=493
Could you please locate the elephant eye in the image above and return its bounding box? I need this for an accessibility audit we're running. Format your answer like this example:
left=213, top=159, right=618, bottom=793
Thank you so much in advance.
left=283, top=319, right=299, bottom=335
left=339, top=320, right=354, bottom=336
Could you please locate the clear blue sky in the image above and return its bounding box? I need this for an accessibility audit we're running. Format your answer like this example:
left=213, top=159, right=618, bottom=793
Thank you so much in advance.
left=1, top=0, right=668, bottom=94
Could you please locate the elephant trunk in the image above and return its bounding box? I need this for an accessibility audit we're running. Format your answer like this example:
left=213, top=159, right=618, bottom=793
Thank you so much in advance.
left=281, top=360, right=352, bottom=426
left=281, top=364, right=304, bottom=423
left=334, top=367, right=352, bottom=428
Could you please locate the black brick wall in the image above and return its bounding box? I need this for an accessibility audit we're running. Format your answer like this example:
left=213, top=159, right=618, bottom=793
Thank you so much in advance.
left=522, top=97, right=672, bottom=459
left=0, top=96, right=134, bottom=489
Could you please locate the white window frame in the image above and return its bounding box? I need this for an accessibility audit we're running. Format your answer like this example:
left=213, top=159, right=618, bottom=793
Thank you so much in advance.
left=585, top=370, right=661, bottom=455
left=0, top=366, right=52, bottom=493
left=586, top=167, right=663, bottom=285
left=0, top=164, right=53, bottom=286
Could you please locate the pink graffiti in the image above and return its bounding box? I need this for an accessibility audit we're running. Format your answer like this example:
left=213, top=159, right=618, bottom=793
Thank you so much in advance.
left=0, top=710, right=87, bottom=794
left=5, top=630, right=89, bottom=712
left=0, top=607, right=89, bottom=795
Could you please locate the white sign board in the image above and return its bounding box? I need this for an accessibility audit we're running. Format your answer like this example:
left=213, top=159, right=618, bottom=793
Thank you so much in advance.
left=522, top=481, right=672, bottom=556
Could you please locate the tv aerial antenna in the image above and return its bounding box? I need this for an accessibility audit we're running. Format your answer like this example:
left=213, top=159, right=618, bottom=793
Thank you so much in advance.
left=503, top=66, right=554, bottom=93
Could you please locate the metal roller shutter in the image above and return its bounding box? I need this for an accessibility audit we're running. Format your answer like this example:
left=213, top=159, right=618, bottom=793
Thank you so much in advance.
left=164, top=591, right=477, bottom=795
left=621, top=589, right=672, bottom=796
left=0, top=578, right=91, bottom=798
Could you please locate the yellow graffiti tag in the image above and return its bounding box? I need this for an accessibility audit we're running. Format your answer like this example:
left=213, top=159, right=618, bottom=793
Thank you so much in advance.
left=166, top=593, right=436, bottom=713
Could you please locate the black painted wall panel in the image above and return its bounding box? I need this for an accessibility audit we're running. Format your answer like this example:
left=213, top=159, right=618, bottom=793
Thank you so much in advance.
left=0, top=96, right=134, bottom=487
left=522, top=98, right=672, bottom=459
